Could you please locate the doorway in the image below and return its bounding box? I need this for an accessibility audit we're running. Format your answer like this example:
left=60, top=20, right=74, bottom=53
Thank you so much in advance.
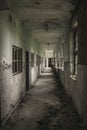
left=26, top=51, right=29, bottom=91
left=48, top=58, right=51, bottom=67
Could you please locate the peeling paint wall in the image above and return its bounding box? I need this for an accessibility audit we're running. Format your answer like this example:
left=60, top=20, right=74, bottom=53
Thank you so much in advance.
left=57, top=1, right=87, bottom=125
left=0, top=10, right=40, bottom=123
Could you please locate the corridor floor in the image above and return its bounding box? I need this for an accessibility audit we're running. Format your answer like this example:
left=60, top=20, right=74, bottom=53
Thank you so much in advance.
left=0, top=69, right=86, bottom=130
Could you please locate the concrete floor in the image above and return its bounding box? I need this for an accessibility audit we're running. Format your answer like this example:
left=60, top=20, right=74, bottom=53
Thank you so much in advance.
left=0, top=69, right=86, bottom=130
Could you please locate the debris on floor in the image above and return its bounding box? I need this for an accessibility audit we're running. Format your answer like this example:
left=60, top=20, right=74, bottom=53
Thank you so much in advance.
left=0, top=70, right=87, bottom=130
left=36, top=77, right=84, bottom=130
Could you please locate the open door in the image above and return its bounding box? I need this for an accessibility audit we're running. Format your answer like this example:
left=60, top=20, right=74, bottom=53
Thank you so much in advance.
left=26, top=51, right=29, bottom=91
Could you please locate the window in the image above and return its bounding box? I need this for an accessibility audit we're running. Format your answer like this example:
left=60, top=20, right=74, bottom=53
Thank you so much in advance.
left=31, top=53, right=34, bottom=67
left=12, top=46, right=22, bottom=75
left=70, top=27, right=78, bottom=80
left=73, top=29, right=78, bottom=75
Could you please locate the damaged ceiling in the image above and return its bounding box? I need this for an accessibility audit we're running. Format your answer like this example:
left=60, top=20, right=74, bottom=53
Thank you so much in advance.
left=2, top=0, right=77, bottom=51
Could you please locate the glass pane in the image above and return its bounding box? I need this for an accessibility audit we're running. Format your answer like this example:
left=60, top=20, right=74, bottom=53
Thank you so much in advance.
left=18, top=50, right=22, bottom=60
left=13, top=61, right=15, bottom=73
left=13, top=46, right=22, bottom=74
left=18, top=61, right=22, bottom=72
left=13, top=48, right=14, bottom=60
left=15, top=61, right=17, bottom=72
left=15, top=48, right=17, bottom=60
left=31, top=53, right=34, bottom=67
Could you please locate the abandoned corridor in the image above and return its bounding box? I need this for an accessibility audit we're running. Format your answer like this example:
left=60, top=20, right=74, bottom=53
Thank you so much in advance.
left=1, top=0, right=87, bottom=129
left=0, top=69, right=85, bottom=130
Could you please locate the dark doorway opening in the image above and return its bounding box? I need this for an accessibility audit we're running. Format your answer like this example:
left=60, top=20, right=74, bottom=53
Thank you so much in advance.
left=48, top=58, right=51, bottom=67
left=26, top=51, right=29, bottom=91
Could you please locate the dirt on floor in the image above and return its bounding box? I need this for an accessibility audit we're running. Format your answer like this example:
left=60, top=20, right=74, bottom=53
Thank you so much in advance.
left=36, top=80, right=84, bottom=130
left=0, top=70, right=87, bottom=130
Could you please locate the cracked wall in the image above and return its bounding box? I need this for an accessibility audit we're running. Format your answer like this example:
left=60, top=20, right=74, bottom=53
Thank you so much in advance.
left=58, top=1, right=87, bottom=125
left=0, top=10, right=41, bottom=124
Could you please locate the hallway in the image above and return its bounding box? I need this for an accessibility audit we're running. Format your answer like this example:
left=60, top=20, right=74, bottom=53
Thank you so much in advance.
left=1, top=0, right=87, bottom=128
left=1, top=69, right=85, bottom=130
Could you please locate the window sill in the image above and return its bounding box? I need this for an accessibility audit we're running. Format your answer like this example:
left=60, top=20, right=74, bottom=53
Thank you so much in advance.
left=70, top=75, right=77, bottom=81
left=13, top=71, right=22, bottom=76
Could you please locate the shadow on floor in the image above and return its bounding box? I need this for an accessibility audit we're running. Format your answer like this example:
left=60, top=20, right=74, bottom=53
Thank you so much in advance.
left=0, top=69, right=87, bottom=130
left=36, top=70, right=87, bottom=130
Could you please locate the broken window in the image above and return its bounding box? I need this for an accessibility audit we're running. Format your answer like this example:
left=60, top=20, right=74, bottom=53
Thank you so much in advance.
left=12, top=46, right=22, bottom=75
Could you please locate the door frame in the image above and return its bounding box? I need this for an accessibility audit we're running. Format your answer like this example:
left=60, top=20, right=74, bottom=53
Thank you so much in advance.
left=25, top=51, right=29, bottom=91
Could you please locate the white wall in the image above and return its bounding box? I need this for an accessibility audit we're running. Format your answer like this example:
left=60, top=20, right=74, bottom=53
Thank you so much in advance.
left=0, top=10, right=40, bottom=122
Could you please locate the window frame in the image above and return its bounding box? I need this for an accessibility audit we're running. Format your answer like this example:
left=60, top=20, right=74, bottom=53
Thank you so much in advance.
left=12, top=45, right=22, bottom=75
left=73, top=29, right=78, bottom=75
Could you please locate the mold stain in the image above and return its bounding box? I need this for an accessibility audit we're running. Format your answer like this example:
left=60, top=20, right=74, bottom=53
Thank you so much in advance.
left=0, top=61, right=12, bottom=70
